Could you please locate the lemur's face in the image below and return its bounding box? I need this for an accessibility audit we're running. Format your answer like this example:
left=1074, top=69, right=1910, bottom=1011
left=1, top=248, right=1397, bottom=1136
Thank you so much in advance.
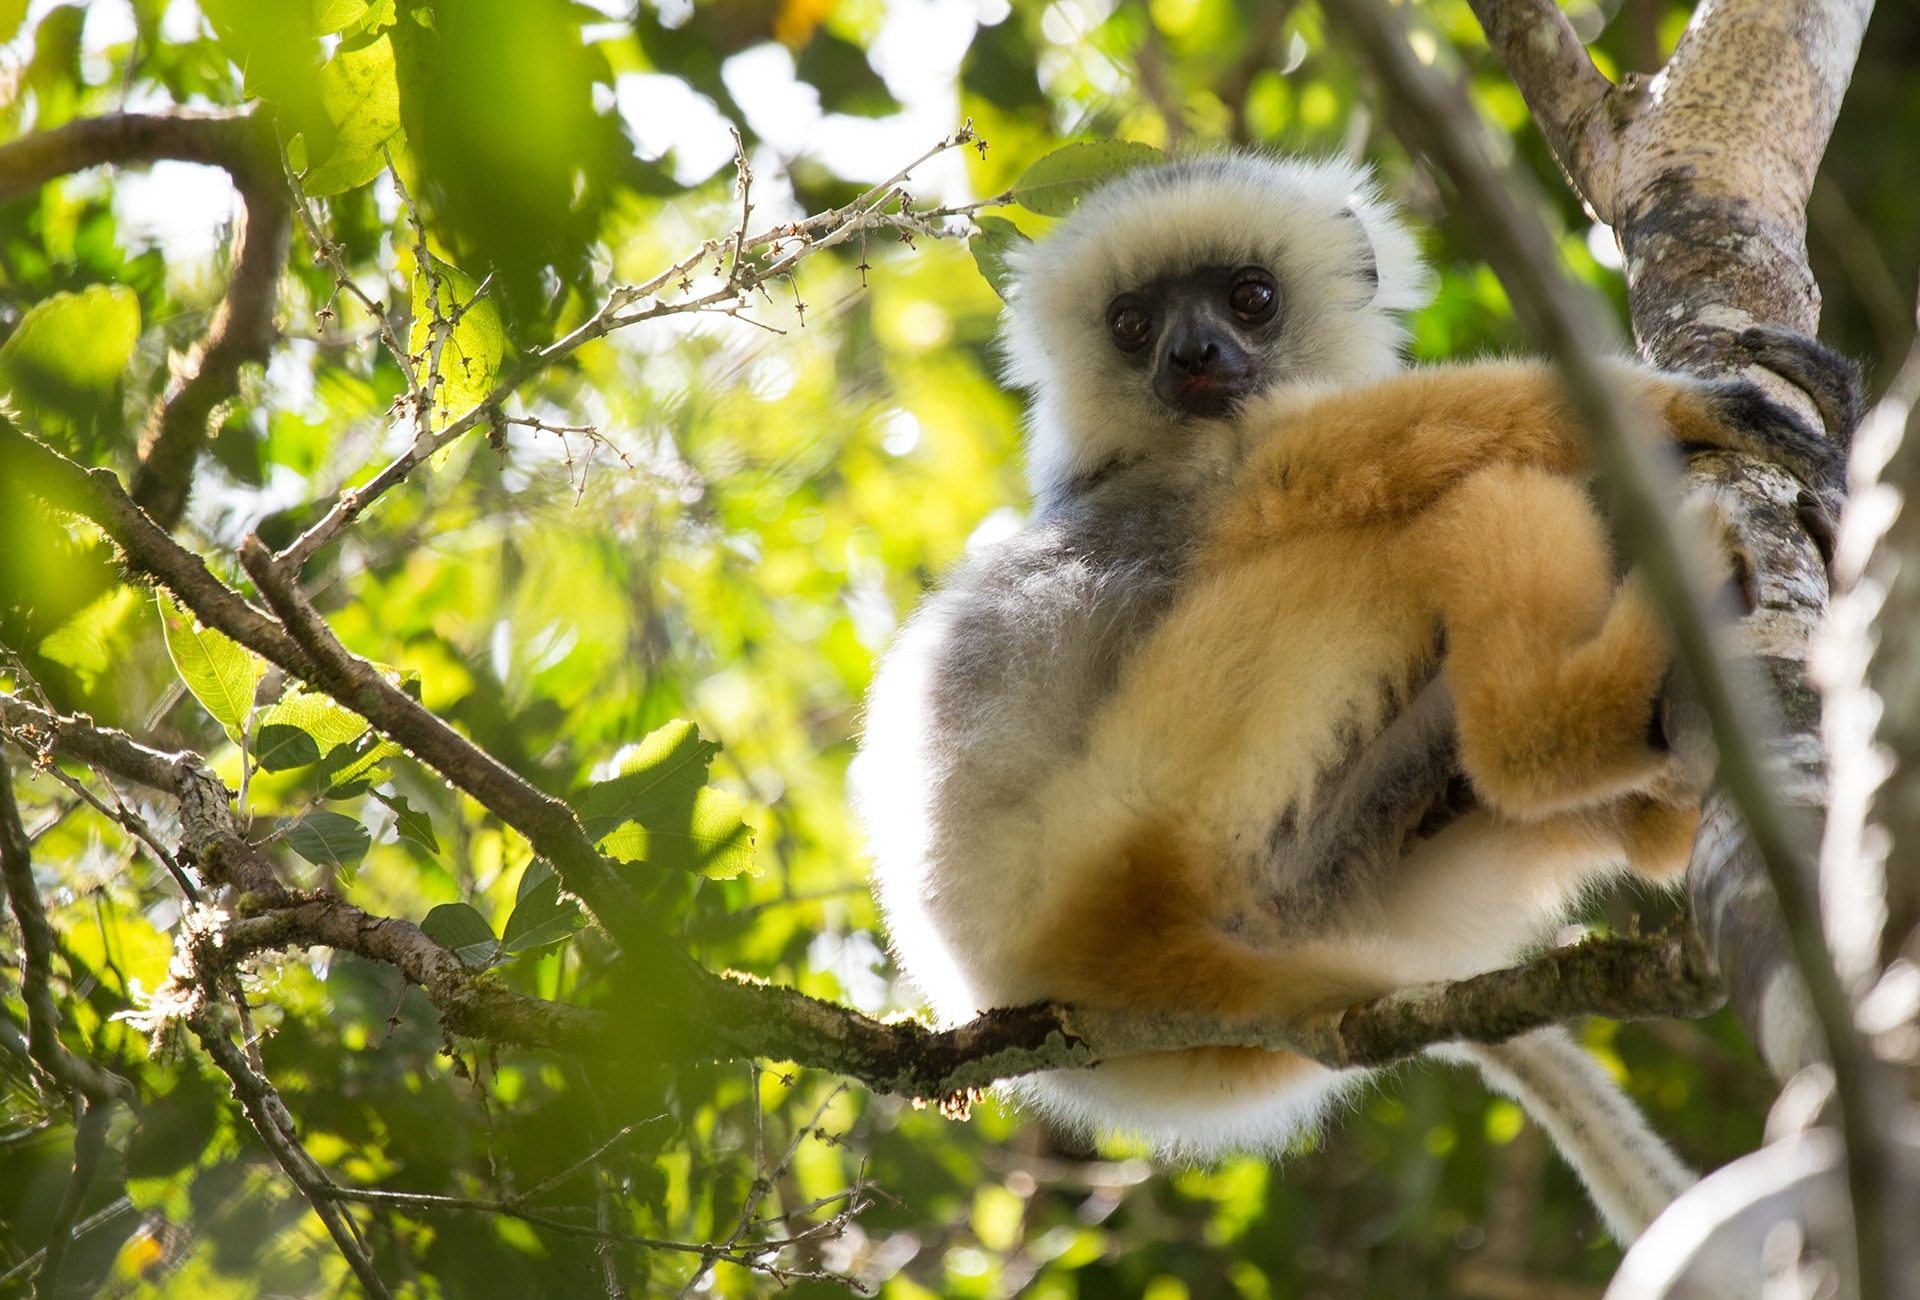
left=996, top=155, right=1432, bottom=504
left=1102, top=262, right=1286, bottom=418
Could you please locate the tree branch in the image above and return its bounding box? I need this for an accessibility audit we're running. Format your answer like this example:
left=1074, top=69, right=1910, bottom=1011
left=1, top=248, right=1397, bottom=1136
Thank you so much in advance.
left=4, top=689, right=1724, bottom=1118
left=0, top=747, right=137, bottom=1107
left=32, top=1099, right=114, bottom=1300
left=1464, top=0, right=1623, bottom=210
left=0, top=112, right=272, bottom=197
left=0, top=110, right=293, bottom=531
left=132, top=132, right=290, bottom=530
left=190, top=1014, right=394, bottom=1299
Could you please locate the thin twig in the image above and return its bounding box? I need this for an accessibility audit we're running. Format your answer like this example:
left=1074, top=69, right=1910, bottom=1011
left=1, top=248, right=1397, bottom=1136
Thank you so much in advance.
left=270, top=125, right=995, bottom=573
left=0, top=747, right=137, bottom=1106
left=32, top=760, right=199, bottom=902
left=521, top=1117, right=668, bottom=1202
left=282, top=154, right=422, bottom=416
left=313, top=1183, right=862, bottom=1281
left=0, top=1196, right=136, bottom=1291
left=192, top=1017, right=394, bottom=1299
left=33, top=1099, right=114, bottom=1299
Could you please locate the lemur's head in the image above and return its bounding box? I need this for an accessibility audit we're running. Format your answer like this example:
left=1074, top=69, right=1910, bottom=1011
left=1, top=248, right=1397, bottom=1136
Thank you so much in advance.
left=999, top=153, right=1432, bottom=507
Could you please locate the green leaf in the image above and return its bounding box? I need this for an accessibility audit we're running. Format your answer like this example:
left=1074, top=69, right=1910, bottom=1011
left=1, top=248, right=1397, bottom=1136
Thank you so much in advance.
left=1010, top=141, right=1164, bottom=217
left=375, top=790, right=440, bottom=854
left=255, top=723, right=324, bottom=773
left=257, top=686, right=372, bottom=753
left=0, top=285, right=141, bottom=425
left=409, top=256, right=506, bottom=429
left=516, top=858, right=554, bottom=902
left=970, top=215, right=1028, bottom=301
left=501, top=874, right=583, bottom=953
left=38, top=588, right=137, bottom=693
left=598, top=785, right=757, bottom=880
left=312, top=0, right=370, bottom=35
left=318, top=730, right=397, bottom=798
left=580, top=721, right=722, bottom=839
left=420, top=903, right=499, bottom=968
left=157, top=594, right=263, bottom=741
left=303, top=28, right=401, bottom=196
left=279, top=811, right=372, bottom=869
left=0, top=0, right=28, bottom=46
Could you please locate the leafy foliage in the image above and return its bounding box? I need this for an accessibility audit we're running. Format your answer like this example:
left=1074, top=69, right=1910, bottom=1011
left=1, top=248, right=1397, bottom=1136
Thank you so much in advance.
left=0, top=0, right=1908, bottom=1297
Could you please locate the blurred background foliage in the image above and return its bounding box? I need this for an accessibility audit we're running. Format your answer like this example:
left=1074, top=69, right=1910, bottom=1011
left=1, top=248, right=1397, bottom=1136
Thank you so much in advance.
left=0, top=0, right=1911, bottom=1295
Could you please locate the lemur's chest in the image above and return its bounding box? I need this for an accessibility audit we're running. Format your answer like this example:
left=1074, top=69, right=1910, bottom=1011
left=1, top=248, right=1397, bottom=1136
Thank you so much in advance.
left=1090, top=526, right=1436, bottom=776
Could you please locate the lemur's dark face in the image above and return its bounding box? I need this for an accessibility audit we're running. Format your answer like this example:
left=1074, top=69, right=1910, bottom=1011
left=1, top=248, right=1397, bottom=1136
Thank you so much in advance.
left=1104, top=263, right=1285, bottom=418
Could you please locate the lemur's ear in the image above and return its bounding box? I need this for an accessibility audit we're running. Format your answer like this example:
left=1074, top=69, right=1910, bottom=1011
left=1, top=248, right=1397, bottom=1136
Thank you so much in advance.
left=1339, top=207, right=1382, bottom=302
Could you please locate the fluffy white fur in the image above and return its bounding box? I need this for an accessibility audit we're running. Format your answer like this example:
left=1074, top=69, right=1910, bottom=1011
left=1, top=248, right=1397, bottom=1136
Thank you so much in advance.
left=999, top=153, right=1432, bottom=507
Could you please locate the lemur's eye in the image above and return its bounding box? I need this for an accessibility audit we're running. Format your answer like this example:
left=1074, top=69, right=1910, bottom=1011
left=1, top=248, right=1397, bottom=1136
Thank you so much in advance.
left=1108, top=297, right=1151, bottom=351
left=1228, top=270, right=1279, bottom=323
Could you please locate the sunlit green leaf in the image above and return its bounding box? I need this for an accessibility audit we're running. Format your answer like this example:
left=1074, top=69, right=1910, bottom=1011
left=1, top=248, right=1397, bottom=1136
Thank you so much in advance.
left=37, top=588, right=137, bottom=693
left=157, top=593, right=262, bottom=741
left=319, top=730, right=397, bottom=798
left=421, top=903, right=499, bottom=968
left=279, top=810, right=372, bottom=868
left=598, top=785, right=757, bottom=879
left=303, top=28, right=402, bottom=195
left=258, top=686, right=372, bottom=752
left=0, top=285, right=140, bottom=425
left=1010, top=140, right=1164, bottom=216
left=579, top=721, right=722, bottom=838
left=409, top=255, right=506, bottom=428
left=312, top=0, right=370, bottom=35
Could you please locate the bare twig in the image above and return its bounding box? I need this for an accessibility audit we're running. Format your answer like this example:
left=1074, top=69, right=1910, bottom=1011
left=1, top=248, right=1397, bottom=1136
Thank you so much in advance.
left=34, top=761, right=199, bottom=902
left=282, top=158, right=422, bottom=415
left=270, top=125, right=995, bottom=572
left=0, top=1196, right=137, bottom=1292
left=390, top=160, right=451, bottom=438
left=33, top=1099, right=114, bottom=1299
left=0, top=748, right=137, bottom=1107
left=521, top=1119, right=667, bottom=1202
left=192, top=1017, right=393, bottom=1299
left=314, top=1183, right=864, bottom=1284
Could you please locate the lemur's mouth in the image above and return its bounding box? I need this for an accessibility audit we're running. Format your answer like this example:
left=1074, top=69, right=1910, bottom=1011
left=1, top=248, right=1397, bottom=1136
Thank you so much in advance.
left=1162, top=372, right=1255, bottom=418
